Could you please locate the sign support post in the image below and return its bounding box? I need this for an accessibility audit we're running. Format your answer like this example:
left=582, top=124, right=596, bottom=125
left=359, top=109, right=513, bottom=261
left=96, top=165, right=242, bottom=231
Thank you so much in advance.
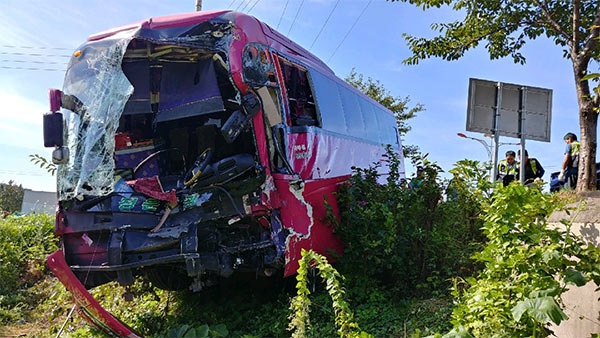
left=491, top=82, right=503, bottom=183
left=465, top=78, right=552, bottom=185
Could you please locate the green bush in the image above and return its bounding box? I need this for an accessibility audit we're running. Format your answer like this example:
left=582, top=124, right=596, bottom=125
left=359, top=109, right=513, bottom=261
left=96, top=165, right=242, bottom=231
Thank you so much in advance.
left=0, top=213, right=57, bottom=324
left=445, top=183, right=600, bottom=337
left=14, top=155, right=585, bottom=337
left=333, top=152, right=486, bottom=298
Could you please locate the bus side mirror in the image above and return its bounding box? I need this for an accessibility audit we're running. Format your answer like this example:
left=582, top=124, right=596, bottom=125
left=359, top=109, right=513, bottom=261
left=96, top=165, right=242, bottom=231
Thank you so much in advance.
left=52, top=146, right=69, bottom=165
left=45, top=88, right=69, bottom=164
left=43, top=113, right=63, bottom=147
left=44, top=89, right=64, bottom=147
left=44, top=111, right=70, bottom=164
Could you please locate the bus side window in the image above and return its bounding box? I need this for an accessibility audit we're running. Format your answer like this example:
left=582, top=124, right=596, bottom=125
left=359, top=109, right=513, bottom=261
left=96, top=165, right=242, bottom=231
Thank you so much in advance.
left=278, top=58, right=319, bottom=127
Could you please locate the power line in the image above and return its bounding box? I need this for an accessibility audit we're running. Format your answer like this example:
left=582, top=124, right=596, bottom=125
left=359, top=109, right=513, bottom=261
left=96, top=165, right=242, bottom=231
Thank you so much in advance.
left=0, top=66, right=65, bottom=72
left=309, top=0, right=341, bottom=50
left=326, top=0, right=373, bottom=63
left=1, top=59, right=67, bottom=65
left=287, top=0, right=305, bottom=36
left=239, top=1, right=250, bottom=12
left=0, top=51, right=71, bottom=58
left=236, top=0, right=249, bottom=12
left=0, top=45, right=73, bottom=71
left=0, top=169, right=47, bottom=177
left=1, top=44, right=72, bottom=51
left=247, top=0, right=261, bottom=13
left=277, top=0, right=290, bottom=30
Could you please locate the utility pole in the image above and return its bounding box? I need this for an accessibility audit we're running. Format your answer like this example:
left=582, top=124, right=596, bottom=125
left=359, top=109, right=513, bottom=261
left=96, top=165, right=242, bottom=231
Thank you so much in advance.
left=196, top=0, right=202, bottom=11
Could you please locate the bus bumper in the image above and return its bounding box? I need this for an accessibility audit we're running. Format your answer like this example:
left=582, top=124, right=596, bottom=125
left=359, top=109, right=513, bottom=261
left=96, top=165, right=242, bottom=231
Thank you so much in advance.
left=47, top=250, right=141, bottom=338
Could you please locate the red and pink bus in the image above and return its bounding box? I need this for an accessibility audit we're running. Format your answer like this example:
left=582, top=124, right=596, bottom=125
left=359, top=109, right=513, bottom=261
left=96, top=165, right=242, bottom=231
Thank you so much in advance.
left=43, top=10, right=404, bottom=336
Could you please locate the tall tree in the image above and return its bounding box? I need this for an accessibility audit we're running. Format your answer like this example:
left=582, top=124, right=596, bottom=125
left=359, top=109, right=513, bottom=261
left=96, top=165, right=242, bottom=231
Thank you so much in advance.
left=345, top=69, right=424, bottom=158
left=393, top=0, right=600, bottom=191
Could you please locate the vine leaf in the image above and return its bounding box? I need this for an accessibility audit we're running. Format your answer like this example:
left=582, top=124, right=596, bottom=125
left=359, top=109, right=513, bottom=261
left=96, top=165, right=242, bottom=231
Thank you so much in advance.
left=564, top=268, right=587, bottom=286
left=512, top=296, right=568, bottom=325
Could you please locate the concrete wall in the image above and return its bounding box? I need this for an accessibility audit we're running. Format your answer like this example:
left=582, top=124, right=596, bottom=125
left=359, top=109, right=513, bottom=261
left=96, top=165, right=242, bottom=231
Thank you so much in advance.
left=548, top=193, right=600, bottom=338
left=20, top=189, right=57, bottom=214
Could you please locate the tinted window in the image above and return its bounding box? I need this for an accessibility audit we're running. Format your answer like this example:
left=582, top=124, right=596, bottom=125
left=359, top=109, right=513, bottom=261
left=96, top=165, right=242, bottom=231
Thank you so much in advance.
left=310, top=69, right=398, bottom=147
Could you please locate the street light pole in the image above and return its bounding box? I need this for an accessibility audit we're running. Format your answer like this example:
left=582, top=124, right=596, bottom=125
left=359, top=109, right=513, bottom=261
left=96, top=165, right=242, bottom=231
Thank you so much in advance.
left=457, top=132, right=492, bottom=161
left=457, top=132, right=520, bottom=182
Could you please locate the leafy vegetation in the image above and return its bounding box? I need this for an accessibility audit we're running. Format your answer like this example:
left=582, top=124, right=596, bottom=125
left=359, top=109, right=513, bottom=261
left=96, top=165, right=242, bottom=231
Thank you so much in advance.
left=2, top=156, right=599, bottom=337
left=332, top=151, right=486, bottom=299
left=29, top=154, right=57, bottom=176
left=0, top=213, right=58, bottom=323
left=445, top=183, right=600, bottom=337
left=289, top=249, right=369, bottom=338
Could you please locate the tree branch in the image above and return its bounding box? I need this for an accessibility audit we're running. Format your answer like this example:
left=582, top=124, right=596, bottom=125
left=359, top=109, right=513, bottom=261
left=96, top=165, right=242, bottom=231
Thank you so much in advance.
left=573, top=0, right=581, bottom=54
left=531, top=0, right=571, bottom=44
left=580, top=3, right=600, bottom=63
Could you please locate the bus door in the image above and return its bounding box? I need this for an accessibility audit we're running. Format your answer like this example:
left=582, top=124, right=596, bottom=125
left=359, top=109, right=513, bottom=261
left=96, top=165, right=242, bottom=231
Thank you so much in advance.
left=242, top=45, right=341, bottom=273
left=272, top=55, right=321, bottom=179
left=271, top=54, right=342, bottom=274
left=241, top=45, right=321, bottom=180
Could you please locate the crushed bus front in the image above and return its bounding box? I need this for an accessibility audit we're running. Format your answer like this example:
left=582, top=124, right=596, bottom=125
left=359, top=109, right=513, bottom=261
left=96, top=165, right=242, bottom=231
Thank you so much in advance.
left=43, top=10, right=402, bottom=336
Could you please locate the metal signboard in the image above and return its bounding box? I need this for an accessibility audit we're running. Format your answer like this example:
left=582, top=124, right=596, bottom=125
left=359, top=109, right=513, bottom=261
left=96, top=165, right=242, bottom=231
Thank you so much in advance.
left=466, top=78, right=552, bottom=142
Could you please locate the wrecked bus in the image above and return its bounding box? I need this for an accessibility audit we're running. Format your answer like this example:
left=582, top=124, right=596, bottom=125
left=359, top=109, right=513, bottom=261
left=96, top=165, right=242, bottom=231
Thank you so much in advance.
left=43, top=10, right=404, bottom=336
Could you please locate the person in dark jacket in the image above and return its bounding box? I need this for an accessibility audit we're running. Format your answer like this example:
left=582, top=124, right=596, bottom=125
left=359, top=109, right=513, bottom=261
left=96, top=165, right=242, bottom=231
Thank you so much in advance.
left=518, top=149, right=545, bottom=185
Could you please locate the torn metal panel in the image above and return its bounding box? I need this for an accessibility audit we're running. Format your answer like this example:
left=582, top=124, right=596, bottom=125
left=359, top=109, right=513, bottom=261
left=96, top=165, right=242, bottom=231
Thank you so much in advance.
left=272, top=175, right=343, bottom=276
left=47, top=250, right=142, bottom=338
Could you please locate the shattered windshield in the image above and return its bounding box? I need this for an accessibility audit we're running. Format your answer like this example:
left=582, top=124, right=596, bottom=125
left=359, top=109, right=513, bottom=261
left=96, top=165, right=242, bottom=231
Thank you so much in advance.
left=58, top=30, right=136, bottom=201
left=57, top=16, right=237, bottom=202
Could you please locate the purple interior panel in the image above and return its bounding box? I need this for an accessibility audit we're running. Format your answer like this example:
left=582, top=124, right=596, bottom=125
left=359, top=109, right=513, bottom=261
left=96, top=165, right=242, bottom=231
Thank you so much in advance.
left=122, top=58, right=224, bottom=120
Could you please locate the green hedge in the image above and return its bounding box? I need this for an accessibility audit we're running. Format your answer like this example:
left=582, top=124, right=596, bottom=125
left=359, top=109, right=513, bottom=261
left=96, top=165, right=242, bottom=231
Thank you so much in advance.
left=0, top=213, right=58, bottom=324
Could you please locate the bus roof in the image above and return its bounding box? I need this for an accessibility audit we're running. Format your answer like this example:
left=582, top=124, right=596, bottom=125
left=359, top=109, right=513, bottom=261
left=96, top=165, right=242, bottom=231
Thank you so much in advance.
left=88, top=10, right=230, bottom=41
left=87, top=10, right=334, bottom=75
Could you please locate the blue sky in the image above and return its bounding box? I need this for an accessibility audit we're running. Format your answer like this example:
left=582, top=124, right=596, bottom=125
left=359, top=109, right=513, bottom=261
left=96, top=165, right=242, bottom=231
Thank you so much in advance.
left=0, top=0, right=580, bottom=192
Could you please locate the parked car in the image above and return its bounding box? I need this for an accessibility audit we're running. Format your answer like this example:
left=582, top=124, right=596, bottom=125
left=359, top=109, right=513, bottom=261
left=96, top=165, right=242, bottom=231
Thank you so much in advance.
left=549, top=163, right=600, bottom=192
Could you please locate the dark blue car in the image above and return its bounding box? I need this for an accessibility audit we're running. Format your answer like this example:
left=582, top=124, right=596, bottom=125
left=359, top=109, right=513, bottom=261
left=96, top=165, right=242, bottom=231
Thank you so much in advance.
left=549, top=171, right=564, bottom=192
left=549, top=164, right=600, bottom=192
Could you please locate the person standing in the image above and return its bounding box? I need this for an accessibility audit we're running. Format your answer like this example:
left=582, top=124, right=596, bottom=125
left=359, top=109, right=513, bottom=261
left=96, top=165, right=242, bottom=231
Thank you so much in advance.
left=518, top=149, right=545, bottom=185
left=497, top=150, right=519, bottom=186
left=559, top=132, right=580, bottom=189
